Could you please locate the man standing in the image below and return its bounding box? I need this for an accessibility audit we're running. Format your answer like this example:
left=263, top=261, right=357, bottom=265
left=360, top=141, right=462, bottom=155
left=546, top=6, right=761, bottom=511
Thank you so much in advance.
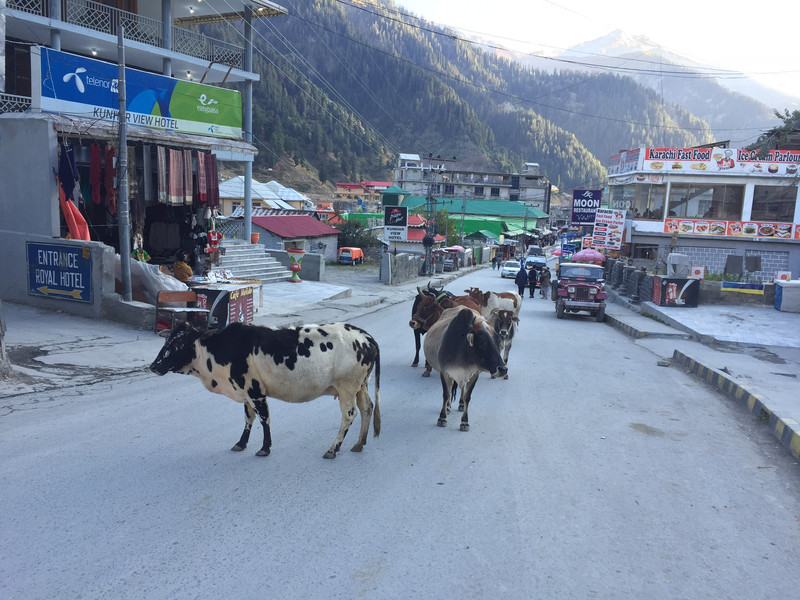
left=515, top=266, right=529, bottom=298
left=528, top=268, right=538, bottom=298
left=539, top=267, right=551, bottom=298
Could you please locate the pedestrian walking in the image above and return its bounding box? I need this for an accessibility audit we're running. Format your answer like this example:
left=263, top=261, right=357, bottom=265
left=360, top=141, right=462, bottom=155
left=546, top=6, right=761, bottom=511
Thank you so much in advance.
left=539, top=266, right=551, bottom=298
left=528, top=267, right=538, bottom=298
left=514, top=266, right=529, bottom=298
left=492, top=255, right=498, bottom=270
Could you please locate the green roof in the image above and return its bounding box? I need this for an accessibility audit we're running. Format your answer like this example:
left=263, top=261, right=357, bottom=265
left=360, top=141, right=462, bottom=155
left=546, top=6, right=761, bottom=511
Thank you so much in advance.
left=381, top=184, right=411, bottom=195
left=341, top=212, right=384, bottom=225
left=401, top=196, right=548, bottom=219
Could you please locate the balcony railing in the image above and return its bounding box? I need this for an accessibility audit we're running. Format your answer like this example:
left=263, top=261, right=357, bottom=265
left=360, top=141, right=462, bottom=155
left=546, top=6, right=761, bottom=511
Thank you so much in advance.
left=7, top=0, right=244, bottom=68
left=0, top=93, right=32, bottom=113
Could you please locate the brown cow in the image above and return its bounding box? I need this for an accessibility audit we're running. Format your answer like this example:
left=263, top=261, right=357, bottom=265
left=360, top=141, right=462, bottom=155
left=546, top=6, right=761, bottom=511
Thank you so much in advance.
left=465, top=287, right=522, bottom=318
left=409, top=283, right=447, bottom=368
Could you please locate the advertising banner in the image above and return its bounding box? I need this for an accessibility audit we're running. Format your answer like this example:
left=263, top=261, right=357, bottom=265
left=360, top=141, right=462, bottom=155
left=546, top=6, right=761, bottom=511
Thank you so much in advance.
left=34, top=47, right=242, bottom=139
left=384, top=206, right=408, bottom=242
left=591, top=209, right=626, bottom=250
left=571, top=189, right=602, bottom=226
left=664, top=218, right=794, bottom=239
left=643, top=147, right=800, bottom=177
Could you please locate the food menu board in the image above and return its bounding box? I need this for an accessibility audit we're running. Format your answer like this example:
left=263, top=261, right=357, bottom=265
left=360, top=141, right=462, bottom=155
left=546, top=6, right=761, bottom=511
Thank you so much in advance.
left=664, top=218, right=797, bottom=239
left=592, top=209, right=626, bottom=249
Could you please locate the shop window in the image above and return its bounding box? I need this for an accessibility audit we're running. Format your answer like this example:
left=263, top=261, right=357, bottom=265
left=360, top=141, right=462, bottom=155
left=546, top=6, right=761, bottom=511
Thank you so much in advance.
left=474, top=186, right=484, bottom=196
left=668, top=184, right=743, bottom=220
left=751, top=185, right=797, bottom=222
left=490, top=187, right=500, bottom=198
left=609, top=185, right=634, bottom=215
left=632, top=244, right=658, bottom=260
left=633, top=184, right=666, bottom=219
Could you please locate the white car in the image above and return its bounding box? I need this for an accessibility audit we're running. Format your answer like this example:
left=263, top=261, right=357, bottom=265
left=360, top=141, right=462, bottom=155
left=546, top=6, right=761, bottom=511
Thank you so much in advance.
left=500, top=260, right=521, bottom=278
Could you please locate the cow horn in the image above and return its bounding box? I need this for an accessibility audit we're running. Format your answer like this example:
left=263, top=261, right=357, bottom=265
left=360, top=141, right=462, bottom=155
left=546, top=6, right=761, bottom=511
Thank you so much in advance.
left=466, top=332, right=474, bottom=347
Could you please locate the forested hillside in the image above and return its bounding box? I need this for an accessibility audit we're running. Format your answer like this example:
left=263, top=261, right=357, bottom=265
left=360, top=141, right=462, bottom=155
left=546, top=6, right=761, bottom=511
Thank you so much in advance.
left=213, top=0, right=715, bottom=192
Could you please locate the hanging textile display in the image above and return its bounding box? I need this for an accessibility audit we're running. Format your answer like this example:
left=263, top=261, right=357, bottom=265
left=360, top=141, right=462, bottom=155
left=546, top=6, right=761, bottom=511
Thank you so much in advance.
left=127, top=147, right=138, bottom=199
left=89, top=143, right=102, bottom=204
left=142, top=145, right=153, bottom=204
left=58, top=142, right=79, bottom=201
left=58, top=185, right=91, bottom=241
left=196, top=151, right=208, bottom=204
left=168, top=149, right=184, bottom=206
left=157, top=145, right=167, bottom=204
left=205, top=152, right=220, bottom=207
left=130, top=148, right=146, bottom=236
left=104, top=144, right=117, bottom=215
left=183, top=149, right=193, bottom=205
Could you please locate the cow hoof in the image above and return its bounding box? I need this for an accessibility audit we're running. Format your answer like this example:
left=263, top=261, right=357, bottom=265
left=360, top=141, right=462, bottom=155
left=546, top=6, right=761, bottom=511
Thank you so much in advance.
left=351, top=443, right=364, bottom=453
left=411, top=362, right=418, bottom=367
left=422, top=371, right=431, bottom=378
left=503, top=374, right=509, bottom=380
left=256, top=448, right=271, bottom=457
left=460, top=423, right=470, bottom=432
left=323, top=450, right=337, bottom=459
left=437, top=419, right=447, bottom=427
left=231, top=444, right=246, bottom=452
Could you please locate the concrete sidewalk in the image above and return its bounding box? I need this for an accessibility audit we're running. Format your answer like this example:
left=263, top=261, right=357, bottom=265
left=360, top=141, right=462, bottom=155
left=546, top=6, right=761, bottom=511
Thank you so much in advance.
left=604, top=289, right=800, bottom=461
left=2, top=266, right=799, bottom=460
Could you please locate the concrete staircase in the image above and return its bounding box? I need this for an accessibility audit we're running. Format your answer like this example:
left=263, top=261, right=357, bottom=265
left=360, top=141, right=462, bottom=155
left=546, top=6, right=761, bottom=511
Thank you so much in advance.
left=219, top=239, right=292, bottom=284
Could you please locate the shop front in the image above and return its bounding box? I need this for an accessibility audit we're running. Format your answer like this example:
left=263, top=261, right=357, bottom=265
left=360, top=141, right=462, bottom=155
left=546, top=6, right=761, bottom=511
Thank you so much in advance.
left=607, top=146, right=800, bottom=281
left=1, top=48, right=256, bottom=323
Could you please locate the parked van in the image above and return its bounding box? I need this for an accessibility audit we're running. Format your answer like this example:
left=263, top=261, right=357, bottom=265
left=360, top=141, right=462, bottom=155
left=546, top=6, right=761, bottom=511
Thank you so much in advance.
left=338, top=247, right=365, bottom=265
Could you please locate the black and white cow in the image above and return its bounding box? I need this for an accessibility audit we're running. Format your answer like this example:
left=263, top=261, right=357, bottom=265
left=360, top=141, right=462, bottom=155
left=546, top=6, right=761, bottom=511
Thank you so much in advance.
left=149, top=321, right=380, bottom=459
left=423, top=306, right=508, bottom=431
left=486, top=308, right=519, bottom=379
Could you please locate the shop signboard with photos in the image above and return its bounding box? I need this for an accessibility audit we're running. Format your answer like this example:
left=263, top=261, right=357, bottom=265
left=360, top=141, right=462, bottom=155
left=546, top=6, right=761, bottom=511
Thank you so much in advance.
left=642, top=147, right=800, bottom=177
left=591, top=209, right=626, bottom=250
left=664, top=219, right=798, bottom=239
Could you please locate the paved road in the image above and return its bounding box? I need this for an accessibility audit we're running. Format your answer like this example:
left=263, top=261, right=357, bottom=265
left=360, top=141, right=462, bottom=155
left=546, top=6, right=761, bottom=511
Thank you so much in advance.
left=2, top=266, right=800, bottom=599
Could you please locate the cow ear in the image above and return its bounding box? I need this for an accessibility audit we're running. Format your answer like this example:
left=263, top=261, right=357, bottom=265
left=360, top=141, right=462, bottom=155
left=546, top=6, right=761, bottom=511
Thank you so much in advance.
left=466, top=332, right=474, bottom=347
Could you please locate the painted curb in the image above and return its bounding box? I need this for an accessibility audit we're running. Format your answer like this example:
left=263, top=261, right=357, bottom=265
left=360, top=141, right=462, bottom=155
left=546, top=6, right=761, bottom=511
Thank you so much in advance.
left=672, top=349, right=800, bottom=460
left=605, top=313, right=647, bottom=339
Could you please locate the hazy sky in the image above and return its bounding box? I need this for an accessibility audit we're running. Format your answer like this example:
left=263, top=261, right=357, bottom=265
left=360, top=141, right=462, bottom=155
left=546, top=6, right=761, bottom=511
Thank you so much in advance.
left=395, top=0, right=800, bottom=100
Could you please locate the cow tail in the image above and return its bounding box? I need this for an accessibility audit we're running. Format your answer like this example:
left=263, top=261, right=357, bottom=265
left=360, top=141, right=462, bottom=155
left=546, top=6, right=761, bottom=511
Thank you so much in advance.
left=372, top=340, right=381, bottom=439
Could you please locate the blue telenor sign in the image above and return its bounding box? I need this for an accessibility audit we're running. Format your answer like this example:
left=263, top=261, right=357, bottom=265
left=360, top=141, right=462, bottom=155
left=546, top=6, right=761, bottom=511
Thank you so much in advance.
left=27, top=242, right=93, bottom=303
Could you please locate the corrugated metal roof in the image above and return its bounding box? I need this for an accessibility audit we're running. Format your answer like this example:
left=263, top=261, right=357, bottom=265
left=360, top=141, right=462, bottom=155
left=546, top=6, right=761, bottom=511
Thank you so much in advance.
left=252, top=216, right=341, bottom=238
left=402, top=196, right=548, bottom=218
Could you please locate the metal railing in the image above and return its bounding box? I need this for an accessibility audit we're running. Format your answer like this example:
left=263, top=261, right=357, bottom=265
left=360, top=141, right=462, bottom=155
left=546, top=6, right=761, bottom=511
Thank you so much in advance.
left=0, top=93, right=32, bottom=113
left=217, top=219, right=244, bottom=241
left=7, top=0, right=243, bottom=68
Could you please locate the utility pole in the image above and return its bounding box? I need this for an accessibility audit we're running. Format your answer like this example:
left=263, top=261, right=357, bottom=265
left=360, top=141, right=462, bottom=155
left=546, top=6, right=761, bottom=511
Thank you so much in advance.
left=421, top=154, right=456, bottom=274
left=117, top=26, right=132, bottom=301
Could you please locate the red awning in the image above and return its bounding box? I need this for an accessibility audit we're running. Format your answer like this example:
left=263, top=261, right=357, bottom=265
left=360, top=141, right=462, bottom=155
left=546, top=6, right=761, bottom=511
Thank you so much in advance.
left=252, top=216, right=341, bottom=238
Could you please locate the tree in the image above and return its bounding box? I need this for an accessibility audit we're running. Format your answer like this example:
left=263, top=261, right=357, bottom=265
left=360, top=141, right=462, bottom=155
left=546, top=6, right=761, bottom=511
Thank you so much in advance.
left=335, top=219, right=381, bottom=249
left=747, top=109, right=800, bottom=157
